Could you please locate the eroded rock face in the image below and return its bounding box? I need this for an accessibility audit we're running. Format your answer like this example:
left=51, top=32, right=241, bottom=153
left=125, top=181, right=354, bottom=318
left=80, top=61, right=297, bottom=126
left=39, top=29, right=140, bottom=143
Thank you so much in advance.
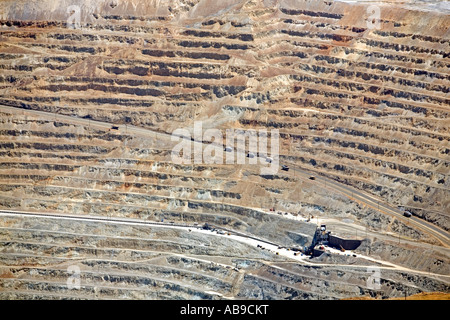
left=1, top=215, right=448, bottom=300
left=0, top=0, right=448, bottom=299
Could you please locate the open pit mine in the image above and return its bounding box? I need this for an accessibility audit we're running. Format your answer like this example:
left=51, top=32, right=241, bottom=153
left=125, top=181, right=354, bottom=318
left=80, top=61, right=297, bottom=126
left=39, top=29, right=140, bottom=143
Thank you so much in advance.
left=0, top=0, right=449, bottom=301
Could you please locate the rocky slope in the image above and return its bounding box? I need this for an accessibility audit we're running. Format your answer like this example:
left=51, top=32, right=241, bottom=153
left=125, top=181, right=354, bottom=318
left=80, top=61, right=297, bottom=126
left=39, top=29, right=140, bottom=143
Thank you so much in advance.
left=0, top=0, right=448, bottom=299
left=1, top=214, right=448, bottom=300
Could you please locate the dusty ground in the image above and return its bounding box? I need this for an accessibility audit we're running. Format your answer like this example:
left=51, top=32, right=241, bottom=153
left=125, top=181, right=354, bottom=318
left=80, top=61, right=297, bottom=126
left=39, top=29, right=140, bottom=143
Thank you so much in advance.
left=0, top=0, right=448, bottom=299
left=344, top=291, right=450, bottom=300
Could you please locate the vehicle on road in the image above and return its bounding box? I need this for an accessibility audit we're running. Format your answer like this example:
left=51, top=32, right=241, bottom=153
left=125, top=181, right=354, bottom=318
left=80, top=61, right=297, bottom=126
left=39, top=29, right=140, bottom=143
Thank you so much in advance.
left=403, top=211, right=412, bottom=217
left=281, top=165, right=289, bottom=171
left=309, top=176, right=315, bottom=180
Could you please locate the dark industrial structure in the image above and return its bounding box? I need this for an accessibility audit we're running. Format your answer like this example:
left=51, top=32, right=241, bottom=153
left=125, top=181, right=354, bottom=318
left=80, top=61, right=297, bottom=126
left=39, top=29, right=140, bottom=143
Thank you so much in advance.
left=306, top=225, right=362, bottom=256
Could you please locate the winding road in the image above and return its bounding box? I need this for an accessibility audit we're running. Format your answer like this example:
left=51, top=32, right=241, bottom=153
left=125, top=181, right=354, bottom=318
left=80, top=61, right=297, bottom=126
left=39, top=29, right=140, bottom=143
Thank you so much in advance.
left=1, top=104, right=449, bottom=248
left=1, top=209, right=449, bottom=283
